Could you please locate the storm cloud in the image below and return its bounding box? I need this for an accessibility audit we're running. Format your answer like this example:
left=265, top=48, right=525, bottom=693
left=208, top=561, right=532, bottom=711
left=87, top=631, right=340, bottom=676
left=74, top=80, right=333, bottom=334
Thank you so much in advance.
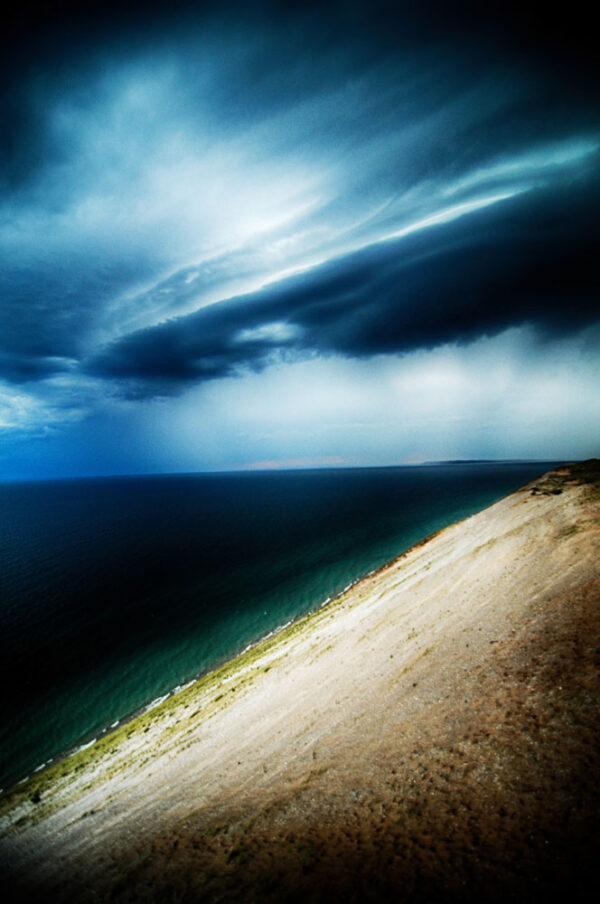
left=87, top=163, right=600, bottom=393
left=1, top=1, right=599, bottom=475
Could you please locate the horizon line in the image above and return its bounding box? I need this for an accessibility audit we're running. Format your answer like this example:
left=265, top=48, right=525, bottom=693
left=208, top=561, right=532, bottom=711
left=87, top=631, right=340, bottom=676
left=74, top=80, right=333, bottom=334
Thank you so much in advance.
left=0, top=458, right=572, bottom=485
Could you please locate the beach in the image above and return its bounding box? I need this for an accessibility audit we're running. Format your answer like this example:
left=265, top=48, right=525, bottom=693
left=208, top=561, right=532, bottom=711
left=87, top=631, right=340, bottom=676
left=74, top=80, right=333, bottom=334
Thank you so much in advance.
left=1, top=461, right=599, bottom=902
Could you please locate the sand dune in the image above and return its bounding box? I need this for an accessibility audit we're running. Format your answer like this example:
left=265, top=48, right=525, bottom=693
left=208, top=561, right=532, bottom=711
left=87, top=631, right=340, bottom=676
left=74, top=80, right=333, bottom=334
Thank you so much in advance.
left=1, top=461, right=599, bottom=902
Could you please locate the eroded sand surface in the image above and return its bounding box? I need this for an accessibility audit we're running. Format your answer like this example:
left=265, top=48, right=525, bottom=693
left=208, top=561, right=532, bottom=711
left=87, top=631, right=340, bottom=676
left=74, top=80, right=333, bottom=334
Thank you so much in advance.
left=1, top=463, right=599, bottom=902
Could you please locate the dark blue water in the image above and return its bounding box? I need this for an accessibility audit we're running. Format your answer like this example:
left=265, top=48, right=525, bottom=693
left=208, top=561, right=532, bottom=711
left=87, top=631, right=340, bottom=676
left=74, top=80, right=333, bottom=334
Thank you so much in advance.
left=0, top=462, right=558, bottom=790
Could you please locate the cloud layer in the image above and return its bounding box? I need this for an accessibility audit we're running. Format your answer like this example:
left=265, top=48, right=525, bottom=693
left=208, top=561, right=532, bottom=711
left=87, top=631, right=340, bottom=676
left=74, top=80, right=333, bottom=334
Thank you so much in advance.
left=1, top=1, right=598, bottom=474
left=88, top=164, right=600, bottom=393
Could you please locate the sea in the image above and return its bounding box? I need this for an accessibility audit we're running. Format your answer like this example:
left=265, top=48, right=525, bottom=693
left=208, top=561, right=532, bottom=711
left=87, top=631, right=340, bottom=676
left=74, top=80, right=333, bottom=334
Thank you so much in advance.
left=0, top=461, right=560, bottom=791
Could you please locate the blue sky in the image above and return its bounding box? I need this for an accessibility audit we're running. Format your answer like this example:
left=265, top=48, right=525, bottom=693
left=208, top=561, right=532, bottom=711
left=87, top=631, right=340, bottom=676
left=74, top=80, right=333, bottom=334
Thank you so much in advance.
left=1, top=1, right=599, bottom=478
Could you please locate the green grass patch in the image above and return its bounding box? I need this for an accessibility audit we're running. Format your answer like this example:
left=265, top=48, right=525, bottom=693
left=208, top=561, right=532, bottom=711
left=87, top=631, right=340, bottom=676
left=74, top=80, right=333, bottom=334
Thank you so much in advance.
left=0, top=593, right=340, bottom=827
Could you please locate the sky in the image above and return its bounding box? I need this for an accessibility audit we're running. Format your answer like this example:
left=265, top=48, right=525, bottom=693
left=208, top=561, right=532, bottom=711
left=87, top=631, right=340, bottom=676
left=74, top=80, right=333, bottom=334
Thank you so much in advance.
left=1, top=0, right=599, bottom=478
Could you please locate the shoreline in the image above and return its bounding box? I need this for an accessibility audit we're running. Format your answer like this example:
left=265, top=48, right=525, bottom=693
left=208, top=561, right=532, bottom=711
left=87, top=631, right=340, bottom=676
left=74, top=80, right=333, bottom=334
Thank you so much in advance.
left=0, top=512, right=474, bottom=796
left=0, top=465, right=562, bottom=798
left=1, top=460, right=598, bottom=902
left=6, top=505, right=488, bottom=799
left=0, top=461, right=563, bottom=795
left=0, top=551, right=382, bottom=804
left=1, top=573, right=369, bottom=797
left=0, top=462, right=573, bottom=806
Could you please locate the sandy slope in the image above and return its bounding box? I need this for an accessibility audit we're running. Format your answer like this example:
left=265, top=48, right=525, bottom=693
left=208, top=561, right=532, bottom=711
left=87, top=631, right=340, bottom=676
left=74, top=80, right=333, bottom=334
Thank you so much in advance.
left=1, top=462, right=599, bottom=903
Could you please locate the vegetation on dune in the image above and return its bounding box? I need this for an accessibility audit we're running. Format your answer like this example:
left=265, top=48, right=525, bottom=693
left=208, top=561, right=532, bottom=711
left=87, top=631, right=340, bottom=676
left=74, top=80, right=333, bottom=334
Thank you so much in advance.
left=0, top=581, right=340, bottom=826
left=526, top=459, right=600, bottom=499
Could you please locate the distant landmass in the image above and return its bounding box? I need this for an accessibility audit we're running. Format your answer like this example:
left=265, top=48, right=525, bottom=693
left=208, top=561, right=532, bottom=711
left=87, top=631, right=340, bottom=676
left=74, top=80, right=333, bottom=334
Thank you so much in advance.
left=420, top=458, right=564, bottom=465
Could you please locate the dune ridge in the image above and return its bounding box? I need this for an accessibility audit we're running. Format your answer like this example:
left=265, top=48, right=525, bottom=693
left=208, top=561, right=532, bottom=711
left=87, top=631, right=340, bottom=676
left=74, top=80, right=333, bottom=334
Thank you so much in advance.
left=1, top=461, right=599, bottom=902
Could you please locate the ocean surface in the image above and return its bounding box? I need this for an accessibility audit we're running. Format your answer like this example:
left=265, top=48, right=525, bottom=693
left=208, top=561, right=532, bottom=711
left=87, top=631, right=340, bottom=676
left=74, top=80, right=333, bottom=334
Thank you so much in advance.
left=0, top=462, right=560, bottom=791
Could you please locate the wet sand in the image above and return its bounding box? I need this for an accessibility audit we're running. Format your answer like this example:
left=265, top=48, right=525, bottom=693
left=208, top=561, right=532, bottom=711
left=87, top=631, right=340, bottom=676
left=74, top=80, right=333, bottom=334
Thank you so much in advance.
left=1, top=461, right=599, bottom=903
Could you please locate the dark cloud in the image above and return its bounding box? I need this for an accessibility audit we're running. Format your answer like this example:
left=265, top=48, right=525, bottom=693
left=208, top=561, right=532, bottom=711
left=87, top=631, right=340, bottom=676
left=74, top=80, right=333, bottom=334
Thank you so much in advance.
left=0, top=252, right=159, bottom=383
left=88, top=170, right=600, bottom=394
left=2, top=1, right=599, bottom=394
left=0, top=1, right=598, bottom=478
left=2, top=1, right=598, bottom=189
left=0, top=352, right=73, bottom=383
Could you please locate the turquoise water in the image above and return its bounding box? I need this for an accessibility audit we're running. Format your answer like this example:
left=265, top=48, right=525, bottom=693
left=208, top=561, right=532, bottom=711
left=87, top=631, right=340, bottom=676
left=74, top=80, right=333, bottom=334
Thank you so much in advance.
left=0, top=462, right=558, bottom=790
